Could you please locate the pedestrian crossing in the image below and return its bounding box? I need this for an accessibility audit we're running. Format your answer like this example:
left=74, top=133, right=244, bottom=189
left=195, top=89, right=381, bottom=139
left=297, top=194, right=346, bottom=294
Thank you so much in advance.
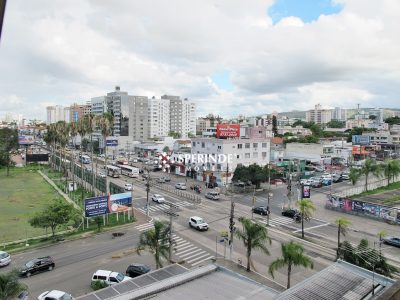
left=136, top=201, right=194, bottom=215
left=133, top=222, right=214, bottom=267
left=258, top=216, right=295, bottom=227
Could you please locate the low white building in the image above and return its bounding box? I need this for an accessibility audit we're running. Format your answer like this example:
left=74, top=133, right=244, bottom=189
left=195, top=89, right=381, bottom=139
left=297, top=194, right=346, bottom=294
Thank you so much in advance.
left=285, top=143, right=334, bottom=163
left=277, top=126, right=312, bottom=136
left=186, top=137, right=271, bottom=185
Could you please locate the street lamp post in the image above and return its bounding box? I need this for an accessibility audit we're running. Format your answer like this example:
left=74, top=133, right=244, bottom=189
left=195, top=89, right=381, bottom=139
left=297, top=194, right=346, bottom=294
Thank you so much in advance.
left=267, top=192, right=273, bottom=226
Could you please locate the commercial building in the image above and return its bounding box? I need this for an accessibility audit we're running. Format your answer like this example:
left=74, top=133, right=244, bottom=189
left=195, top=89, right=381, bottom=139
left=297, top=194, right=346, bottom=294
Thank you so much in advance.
left=188, top=137, right=271, bottom=185
left=90, top=96, right=107, bottom=116
left=306, top=104, right=333, bottom=125
left=46, top=105, right=67, bottom=124
left=196, top=114, right=223, bottom=134
left=105, top=86, right=134, bottom=136
left=285, top=142, right=334, bottom=163
left=70, top=103, right=91, bottom=122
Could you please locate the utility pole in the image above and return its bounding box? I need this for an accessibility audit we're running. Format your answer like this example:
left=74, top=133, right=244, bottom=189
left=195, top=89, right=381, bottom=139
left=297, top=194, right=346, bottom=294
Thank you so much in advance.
left=164, top=202, right=179, bottom=263
left=145, top=168, right=151, bottom=217
left=229, top=200, right=235, bottom=260
left=267, top=164, right=272, bottom=226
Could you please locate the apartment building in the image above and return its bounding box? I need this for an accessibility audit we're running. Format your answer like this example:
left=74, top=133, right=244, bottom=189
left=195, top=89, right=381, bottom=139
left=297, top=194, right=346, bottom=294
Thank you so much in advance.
left=148, top=97, right=170, bottom=138
left=46, top=105, right=67, bottom=124
left=162, top=95, right=196, bottom=138
left=196, top=114, right=223, bottom=134
left=306, top=104, right=333, bottom=125
left=70, top=103, right=91, bottom=122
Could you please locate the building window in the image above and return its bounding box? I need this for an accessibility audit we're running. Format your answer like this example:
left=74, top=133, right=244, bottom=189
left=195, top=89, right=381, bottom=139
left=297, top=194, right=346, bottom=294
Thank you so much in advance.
left=245, top=153, right=250, bottom=158
left=201, top=142, right=205, bottom=148
left=217, top=146, right=222, bottom=149
left=237, top=155, right=240, bottom=159
left=245, top=143, right=250, bottom=149
left=192, top=142, right=195, bottom=146
left=253, top=152, right=258, bottom=158
left=262, top=152, right=267, bottom=158
left=237, top=144, right=242, bottom=149
left=262, top=143, right=267, bottom=148
left=253, top=143, right=258, bottom=148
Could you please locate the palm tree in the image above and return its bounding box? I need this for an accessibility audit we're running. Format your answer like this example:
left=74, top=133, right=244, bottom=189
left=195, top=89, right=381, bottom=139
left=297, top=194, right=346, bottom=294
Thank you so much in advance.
left=83, top=114, right=96, bottom=195
left=69, top=121, right=79, bottom=191
left=335, top=217, right=352, bottom=259
left=235, top=217, right=271, bottom=271
left=349, top=168, right=361, bottom=186
left=296, top=199, right=316, bottom=239
left=77, top=118, right=88, bottom=200
left=0, top=270, right=27, bottom=300
left=383, top=159, right=400, bottom=186
left=360, top=158, right=381, bottom=192
left=96, top=113, right=113, bottom=195
left=44, top=124, right=57, bottom=169
left=136, top=221, right=171, bottom=269
left=269, top=241, right=313, bottom=289
left=55, top=121, right=69, bottom=187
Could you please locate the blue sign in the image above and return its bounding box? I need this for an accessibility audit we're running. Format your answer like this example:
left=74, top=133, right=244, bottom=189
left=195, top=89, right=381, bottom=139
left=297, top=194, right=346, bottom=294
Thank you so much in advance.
left=352, top=135, right=370, bottom=145
left=106, top=139, right=118, bottom=146
left=84, top=196, right=109, bottom=217
left=73, top=112, right=79, bottom=122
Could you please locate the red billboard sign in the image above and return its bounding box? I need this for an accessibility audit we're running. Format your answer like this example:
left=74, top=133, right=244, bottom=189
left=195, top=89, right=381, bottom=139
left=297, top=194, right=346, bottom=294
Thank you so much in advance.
left=216, top=124, right=240, bottom=138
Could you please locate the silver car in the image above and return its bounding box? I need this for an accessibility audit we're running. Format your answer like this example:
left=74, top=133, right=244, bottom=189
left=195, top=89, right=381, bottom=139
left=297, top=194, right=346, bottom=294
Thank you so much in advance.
left=0, top=251, right=11, bottom=267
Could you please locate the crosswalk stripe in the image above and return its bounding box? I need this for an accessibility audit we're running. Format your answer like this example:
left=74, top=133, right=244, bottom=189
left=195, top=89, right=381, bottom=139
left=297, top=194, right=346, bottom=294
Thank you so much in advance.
left=172, top=236, right=183, bottom=241
left=175, top=243, right=191, bottom=251
left=182, top=250, right=206, bottom=261
left=191, top=256, right=214, bottom=266
left=187, top=253, right=211, bottom=264
left=174, top=241, right=190, bottom=248
left=135, top=222, right=154, bottom=230
left=178, top=248, right=203, bottom=258
left=175, top=246, right=197, bottom=255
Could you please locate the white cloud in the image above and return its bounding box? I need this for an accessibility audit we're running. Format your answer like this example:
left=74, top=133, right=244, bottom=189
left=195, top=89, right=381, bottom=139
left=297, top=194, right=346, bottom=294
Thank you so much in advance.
left=0, top=0, right=399, bottom=120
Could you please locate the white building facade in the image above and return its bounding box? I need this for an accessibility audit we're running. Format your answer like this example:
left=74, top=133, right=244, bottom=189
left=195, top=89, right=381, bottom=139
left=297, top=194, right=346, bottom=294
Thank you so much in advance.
left=148, top=97, right=170, bottom=138
left=306, top=104, right=333, bottom=125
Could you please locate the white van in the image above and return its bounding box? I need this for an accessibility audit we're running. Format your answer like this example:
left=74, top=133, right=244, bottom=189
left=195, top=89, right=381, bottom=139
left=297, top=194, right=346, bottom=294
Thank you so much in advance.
left=91, top=270, right=131, bottom=286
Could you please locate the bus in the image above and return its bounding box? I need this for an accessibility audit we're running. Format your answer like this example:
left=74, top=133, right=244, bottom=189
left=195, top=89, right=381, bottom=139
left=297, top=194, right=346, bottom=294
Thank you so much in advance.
left=120, top=165, right=140, bottom=178
left=80, top=155, right=91, bottom=164
left=106, top=165, right=121, bottom=178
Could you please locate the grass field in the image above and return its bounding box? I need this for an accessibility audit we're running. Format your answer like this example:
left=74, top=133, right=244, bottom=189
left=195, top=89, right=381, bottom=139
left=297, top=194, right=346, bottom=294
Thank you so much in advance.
left=0, top=167, right=62, bottom=243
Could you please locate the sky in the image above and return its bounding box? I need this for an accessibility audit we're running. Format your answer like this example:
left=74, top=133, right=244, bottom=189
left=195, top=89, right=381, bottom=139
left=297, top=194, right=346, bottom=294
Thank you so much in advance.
left=0, top=0, right=400, bottom=120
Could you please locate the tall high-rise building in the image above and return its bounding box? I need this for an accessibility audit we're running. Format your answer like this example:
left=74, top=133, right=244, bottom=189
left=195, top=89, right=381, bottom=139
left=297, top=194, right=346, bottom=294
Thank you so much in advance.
left=70, top=103, right=91, bottom=122
left=333, top=107, right=346, bottom=121
left=91, top=96, right=107, bottom=116
left=63, top=107, right=71, bottom=123
left=105, top=86, right=134, bottom=136
left=148, top=97, right=170, bottom=138
left=129, top=96, right=149, bottom=141
left=162, top=95, right=196, bottom=138
left=306, top=104, right=333, bottom=124
left=46, top=105, right=65, bottom=124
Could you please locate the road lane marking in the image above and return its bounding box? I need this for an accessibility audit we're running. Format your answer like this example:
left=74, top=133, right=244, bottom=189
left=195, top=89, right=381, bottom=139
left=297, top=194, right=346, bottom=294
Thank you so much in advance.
left=292, top=223, right=330, bottom=233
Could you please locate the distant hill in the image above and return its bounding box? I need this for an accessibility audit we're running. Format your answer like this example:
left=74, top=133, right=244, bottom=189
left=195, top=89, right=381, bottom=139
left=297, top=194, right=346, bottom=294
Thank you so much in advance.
left=277, top=110, right=306, bottom=119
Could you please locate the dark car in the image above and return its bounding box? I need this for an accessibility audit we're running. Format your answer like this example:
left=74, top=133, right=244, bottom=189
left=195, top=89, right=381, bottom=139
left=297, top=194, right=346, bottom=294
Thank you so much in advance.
left=382, top=236, right=400, bottom=248
left=281, top=209, right=299, bottom=218
left=126, top=264, right=151, bottom=278
left=253, top=206, right=269, bottom=216
left=19, top=256, right=55, bottom=277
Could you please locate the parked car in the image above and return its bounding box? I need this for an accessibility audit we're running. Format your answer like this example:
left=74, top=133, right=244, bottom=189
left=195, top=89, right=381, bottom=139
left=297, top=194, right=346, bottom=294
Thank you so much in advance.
left=205, top=192, right=220, bottom=200
left=157, top=177, right=166, bottom=183
left=281, top=209, right=299, bottom=218
left=0, top=251, right=11, bottom=267
left=233, top=181, right=245, bottom=188
left=124, top=183, right=133, bottom=191
left=19, top=256, right=55, bottom=277
left=206, top=182, right=218, bottom=188
left=175, top=183, right=187, bottom=190
left=341, top=173, right=350, bottom=180
left=189, top=216, right=209, bottom=231
left=18, top=291, right=29, bottom=300
left=91, top=270, right=131, bottom=286
left=382, top=236, right=400, bottom=248
left=271, top=179, right=284, bottom=185
left=332, top=174, right=342, bottom=183
left=322, top=179, right=332, bottom=186
left=125, top=264, right=151, bottom=278
left=253, top=206, right=269, bottom=216
left=38, top=290, right=74, bottom=300
left=152, top=194, right=165, bottom=203
left=311, top=180, right=322, bottom=188
left=99, top=172, right=106, bottom=178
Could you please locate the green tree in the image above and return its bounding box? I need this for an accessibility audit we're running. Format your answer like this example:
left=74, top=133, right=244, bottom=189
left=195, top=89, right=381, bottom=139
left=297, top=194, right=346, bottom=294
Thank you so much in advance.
left=269, top=241, right=313, bottom=289
left=385, top=116, right=400, bottom=125
left=162, top=146, right=170, bottom=153
left=349, top=168, right=361, bottom=185
left=326, top=120, right=346, bottom=128
left=335, top=217, right=352, bottom=259
left=0, top=128, right=18, bottom=176
left=0, top=270, right=28, bottom=300
left=29, top=199, right=78, bottom=237
left=272, top=115, right=278, bottom=136
left=232, top=165, right=251, bottom=183
left=136, top=221, right=171, bottom=269
left=235, top=217, right=271, bottom=271
left=168, top=131, right=181, bottom=139
left=361, top=158, right=381, bottom=192
left=69, top=122, right=79, bottom=191
left=297, top=199, right=316, bottom=239
left=382, top=159, right=400, bottom=186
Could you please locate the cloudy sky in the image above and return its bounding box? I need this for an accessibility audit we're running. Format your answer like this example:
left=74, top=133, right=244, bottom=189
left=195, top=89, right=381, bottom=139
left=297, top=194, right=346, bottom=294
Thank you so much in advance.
left=0, top=0, right=399, bottom=120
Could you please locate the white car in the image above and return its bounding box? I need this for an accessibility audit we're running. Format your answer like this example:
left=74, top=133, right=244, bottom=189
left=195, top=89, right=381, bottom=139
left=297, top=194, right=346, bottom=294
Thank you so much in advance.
left=0, top=251, right=11, bottom=267
left=92, top=270, right=131, bottom=286
left=99, top=172, right=106, bottom=178
left=152, top=194, right=165, bottom=203
left=175, top=183, right=187, bottom=190
left=38, top=290, right=74, bottom=300
left=189, top=216, right=209, bottom=231
left=124, top=183, right=133, bottom=191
